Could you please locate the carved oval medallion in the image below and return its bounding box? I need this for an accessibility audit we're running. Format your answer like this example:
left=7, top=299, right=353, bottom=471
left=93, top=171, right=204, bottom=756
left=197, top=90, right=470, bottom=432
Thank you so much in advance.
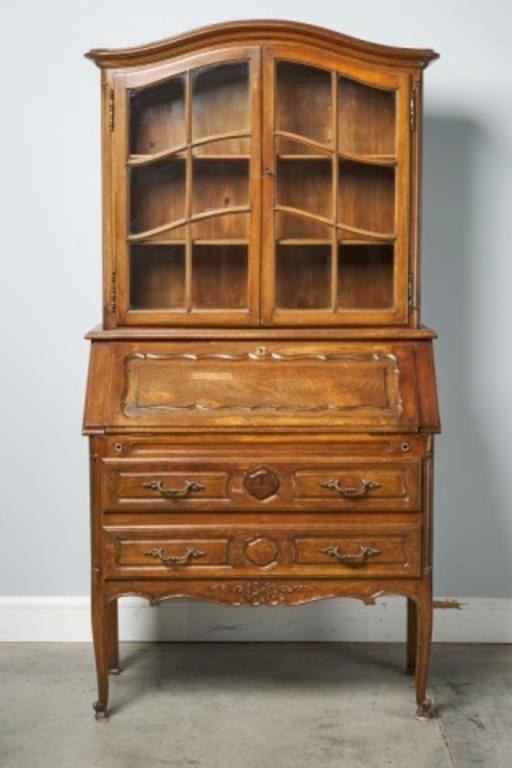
left=244, top=467, right=280, bottom=500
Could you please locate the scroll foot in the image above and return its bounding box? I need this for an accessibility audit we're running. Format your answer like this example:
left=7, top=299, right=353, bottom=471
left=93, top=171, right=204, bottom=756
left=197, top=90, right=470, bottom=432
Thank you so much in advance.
left=415, top=697, right=433, bottom=720
left=93, top=700, right=109, bottom=720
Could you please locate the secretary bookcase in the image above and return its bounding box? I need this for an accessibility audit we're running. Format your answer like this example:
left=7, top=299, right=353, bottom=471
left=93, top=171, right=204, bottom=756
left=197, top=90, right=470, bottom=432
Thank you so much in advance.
left=84, top=20, right=440, bottom=719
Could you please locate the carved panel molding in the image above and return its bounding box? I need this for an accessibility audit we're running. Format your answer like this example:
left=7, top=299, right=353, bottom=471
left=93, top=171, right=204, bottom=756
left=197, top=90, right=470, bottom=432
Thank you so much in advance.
left=122, top=349, right=403, bottom=417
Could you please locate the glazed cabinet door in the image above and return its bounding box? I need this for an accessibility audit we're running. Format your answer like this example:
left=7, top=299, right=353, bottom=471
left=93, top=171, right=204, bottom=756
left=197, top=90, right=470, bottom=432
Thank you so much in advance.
left=112, top=47, right=261, bottom=325
left=261, top=45, right=411, bottom=326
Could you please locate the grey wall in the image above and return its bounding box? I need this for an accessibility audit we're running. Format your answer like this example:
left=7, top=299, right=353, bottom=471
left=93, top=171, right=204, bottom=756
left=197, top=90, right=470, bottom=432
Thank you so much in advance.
left=1, top=0, right=511, bottom=597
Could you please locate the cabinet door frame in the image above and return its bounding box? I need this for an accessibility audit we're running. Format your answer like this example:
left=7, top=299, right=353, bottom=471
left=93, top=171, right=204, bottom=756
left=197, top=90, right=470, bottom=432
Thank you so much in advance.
left=261, top=43, right=411, bottom=326
left=111, top=46, right=262, bottom=327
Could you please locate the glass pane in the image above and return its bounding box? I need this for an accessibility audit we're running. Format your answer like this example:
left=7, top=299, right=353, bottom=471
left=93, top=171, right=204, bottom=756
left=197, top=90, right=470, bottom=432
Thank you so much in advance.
left=192, top=137, right=250, bottom=158
left=275, top=135, right=328, bottom=158
left=129, top=76, right=185, bottom=156
left=275, top=212, right=331, bottom=242
left=276, top=246, right=330, bottom=309
left=276, top=62, right=332, bottom=145
left=130, top=245, right=185, bottom=309
left=142, top=225, right=187, bottom=244
left=338, top=161, right=394, bottom=235
left=192, top=62, right=249, bottom=140
left=338, top=245, right=394, bottom=309
left=191, top=213, right=248, bottom=241
left=338, top=78, right=395, bottom=156
left=192, top=158, right=248, bottom=214
left=130, top=159, right=185, bottom=235
left=277, top=158, right=331, bottom=236
left=192, top=245, right=247, bottom=309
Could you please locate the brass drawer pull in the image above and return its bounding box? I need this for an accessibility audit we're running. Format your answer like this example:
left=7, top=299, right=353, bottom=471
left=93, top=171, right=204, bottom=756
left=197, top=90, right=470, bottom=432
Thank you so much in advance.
left=321, top=545, right=381, bottom=564
left=144, top=547, right=205, bottom=567
left=142, top=479, right=205, bottom=498
left=321, top=478, right=381, bottom=498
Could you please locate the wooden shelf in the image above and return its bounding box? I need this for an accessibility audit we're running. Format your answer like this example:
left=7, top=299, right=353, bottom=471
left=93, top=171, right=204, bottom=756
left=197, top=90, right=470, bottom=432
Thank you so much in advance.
left=192, top=154, right=250, bottom=161
left=131, top=239, right=186, bottom=245
left=277, top=153, right=396, bottom=165
left=339, top=152, right=396, bottom=166
left=277, top=154, right=330, bottom=161
left=277, top=239, right=331, bottom=246
left=128, top=153, right=250, bottom=166
left=339, top=238, right=395, bottom=246
left=131, top=239, right=249, bottom=246
left=193, top=239, right=248, bottom=246
left=277, top=238, right=396, bottom=246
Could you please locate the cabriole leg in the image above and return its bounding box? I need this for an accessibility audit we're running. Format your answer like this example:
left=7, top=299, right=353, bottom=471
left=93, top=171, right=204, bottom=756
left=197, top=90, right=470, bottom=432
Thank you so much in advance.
left=406, top=597, right=417, bottom=674
left=415, top=576, right=433, bottom=719
left=107, top=598, right=121, bottom=675
left=91, top=575, right=109, bottom=719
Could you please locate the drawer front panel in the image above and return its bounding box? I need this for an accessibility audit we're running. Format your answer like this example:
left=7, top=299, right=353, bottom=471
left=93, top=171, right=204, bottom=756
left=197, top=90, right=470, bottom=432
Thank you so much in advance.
left=112, top=536, right=229, bottom=570
left=293, top=464, right=419, bottom=510
left=101, top=457, right=420, bottom=512
left=103, top=523, right=421, bottom=579
left=295, top=532, right=415, bottom=567
left=104, top=467, right=230, bottom=509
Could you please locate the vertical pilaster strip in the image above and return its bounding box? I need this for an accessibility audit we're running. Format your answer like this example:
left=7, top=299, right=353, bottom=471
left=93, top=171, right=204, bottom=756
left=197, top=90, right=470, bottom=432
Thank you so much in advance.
left=185, top=69, right=193, bottom=311
left=331, top=71, right=339, bottom=311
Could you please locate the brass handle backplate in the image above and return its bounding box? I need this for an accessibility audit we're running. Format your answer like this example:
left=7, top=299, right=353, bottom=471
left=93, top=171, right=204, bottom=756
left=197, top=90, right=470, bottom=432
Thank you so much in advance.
left=321, top=545, right=381, bottom=564
left=321, top=479, right=381, bottom=499
left=143, top=547, right=205, bottom=567
left=143, top=479, right=205, bottom=498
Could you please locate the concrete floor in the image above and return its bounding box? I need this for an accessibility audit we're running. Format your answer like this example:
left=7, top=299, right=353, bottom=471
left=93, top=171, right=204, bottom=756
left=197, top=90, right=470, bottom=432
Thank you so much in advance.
left=0, top=643, right=510, bottom=768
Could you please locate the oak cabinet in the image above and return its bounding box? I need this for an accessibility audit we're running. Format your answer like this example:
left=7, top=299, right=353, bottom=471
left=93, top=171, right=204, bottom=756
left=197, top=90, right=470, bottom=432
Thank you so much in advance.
left=84, top=20, right=439, bottom=719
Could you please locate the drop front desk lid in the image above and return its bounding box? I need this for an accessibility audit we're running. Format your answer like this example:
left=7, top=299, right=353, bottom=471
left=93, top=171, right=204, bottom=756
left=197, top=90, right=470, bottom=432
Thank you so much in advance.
left=83, top=336, right=440, bottom=434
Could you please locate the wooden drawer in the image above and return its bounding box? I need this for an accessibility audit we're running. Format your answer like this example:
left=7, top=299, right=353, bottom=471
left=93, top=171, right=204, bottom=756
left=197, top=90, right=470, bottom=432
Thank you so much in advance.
left=103, top=523, right=421, bottom=579
left=103, top=466, right=230, bottom=509
left=292, top=464, right=419, bottom=509
left=101, top=456, right=420, bottom=513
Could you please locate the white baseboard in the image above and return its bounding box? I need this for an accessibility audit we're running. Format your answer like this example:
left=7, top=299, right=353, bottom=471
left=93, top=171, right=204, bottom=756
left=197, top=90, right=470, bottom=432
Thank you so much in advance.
left=0, top=596, right=510, bottom=643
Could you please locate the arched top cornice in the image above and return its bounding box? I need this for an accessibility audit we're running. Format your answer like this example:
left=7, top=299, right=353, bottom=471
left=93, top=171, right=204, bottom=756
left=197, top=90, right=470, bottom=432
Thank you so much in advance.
left=85, top=19, right=439, bottom=70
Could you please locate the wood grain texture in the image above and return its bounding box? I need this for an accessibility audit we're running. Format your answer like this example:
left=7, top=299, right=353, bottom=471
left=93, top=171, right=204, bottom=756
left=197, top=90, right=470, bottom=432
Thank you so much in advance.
left=85, top=21, right=440, bottom=719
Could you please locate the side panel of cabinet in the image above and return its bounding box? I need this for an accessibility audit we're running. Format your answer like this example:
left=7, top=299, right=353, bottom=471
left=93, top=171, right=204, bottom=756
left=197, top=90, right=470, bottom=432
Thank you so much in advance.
left=261, top=44, right=411, bottom=326
left=110, top=47, right=262, bottom=327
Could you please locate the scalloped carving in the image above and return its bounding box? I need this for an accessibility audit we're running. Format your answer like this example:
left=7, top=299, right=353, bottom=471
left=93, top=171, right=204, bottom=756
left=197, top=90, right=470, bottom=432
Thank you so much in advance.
left=104, top=580, right=421, bottom=607
left=209, top=581, right=315, bottom=606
